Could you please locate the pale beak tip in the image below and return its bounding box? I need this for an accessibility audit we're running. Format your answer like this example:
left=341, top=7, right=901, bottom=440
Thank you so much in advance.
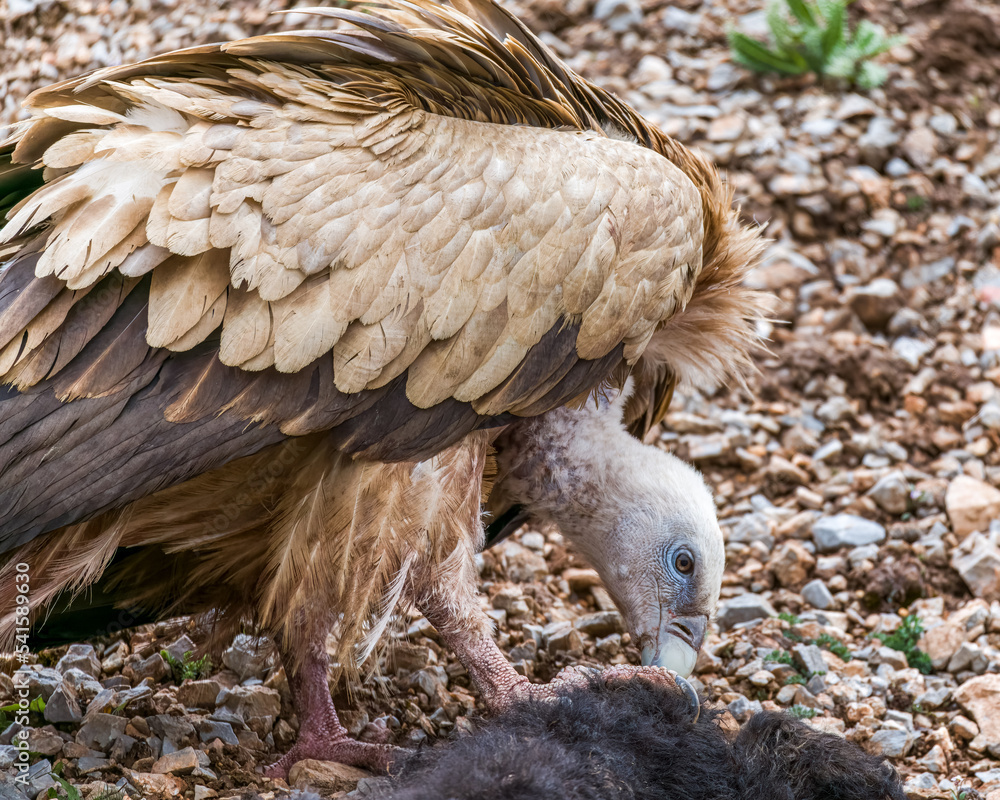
left=643, top=636, right=698, bottom=678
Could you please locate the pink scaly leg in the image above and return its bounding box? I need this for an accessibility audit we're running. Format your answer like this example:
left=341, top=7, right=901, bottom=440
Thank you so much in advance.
left=418, top=599, right=683, bottom=715
left=265, top=640, right=401, bottom=780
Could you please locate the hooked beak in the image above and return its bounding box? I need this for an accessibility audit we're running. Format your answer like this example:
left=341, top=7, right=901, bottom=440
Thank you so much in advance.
left=639, top=614, right=707, bottom=678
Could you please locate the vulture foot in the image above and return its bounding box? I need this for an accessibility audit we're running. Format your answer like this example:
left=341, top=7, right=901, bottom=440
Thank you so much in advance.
left=264, top=735, right=400, bottom=780
left=419, top=602, right=696, bottom=718
left=267, top=639, right=403, bottom=780
left=493, top=664, right=694, bottom=716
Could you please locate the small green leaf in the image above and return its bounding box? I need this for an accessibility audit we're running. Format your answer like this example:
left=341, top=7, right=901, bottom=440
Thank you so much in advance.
left=785, top=0, right=816, bottom=25
left=856, top=60, right=888, bottom=89
left=729, top=31, right=809, bottom=74
left=820, top=1, right=846, bottom=58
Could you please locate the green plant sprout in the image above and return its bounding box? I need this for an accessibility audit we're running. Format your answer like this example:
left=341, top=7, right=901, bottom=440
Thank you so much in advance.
left=160, top=649, right=212, bottom=683
left=873, top=613, right=933, bottom=675
left=789, top=704, right=819, bottom=719
left=728, top=0, right=905, bottom=89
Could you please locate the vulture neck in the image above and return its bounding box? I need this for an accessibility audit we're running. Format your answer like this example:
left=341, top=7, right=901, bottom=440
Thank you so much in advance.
left=493, top=388, right=670, bottom=565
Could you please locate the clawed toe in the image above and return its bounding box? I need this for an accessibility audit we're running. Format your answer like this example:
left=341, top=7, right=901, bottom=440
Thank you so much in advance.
left=265, top=737, right=403, bottom=780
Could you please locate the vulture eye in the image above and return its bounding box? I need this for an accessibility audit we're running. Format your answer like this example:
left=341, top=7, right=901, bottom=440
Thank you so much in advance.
left=674, top=550, right=695, bottom=575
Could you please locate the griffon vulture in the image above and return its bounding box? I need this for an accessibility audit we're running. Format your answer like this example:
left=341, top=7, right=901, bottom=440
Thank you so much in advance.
left=0, top=0, right=766, bottom=777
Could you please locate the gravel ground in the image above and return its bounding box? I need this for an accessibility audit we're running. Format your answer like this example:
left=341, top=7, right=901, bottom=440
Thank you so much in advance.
left=2, top=0, right=1000, bottom=798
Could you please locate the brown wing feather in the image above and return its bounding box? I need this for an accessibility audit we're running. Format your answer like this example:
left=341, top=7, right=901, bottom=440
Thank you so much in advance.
left=0, top=0, right=765, bottom=553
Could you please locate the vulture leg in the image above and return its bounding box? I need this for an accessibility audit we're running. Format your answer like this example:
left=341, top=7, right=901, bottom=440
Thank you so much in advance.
left=266, top=636, right=399, bottom=780
left=418, top=580, right=688, bottom=713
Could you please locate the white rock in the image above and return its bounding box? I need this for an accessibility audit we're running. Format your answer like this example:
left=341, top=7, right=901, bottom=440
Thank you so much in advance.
left=951, top=531, right=1000, bottom=602
left=802, top=579, right=835, bottom=610
left=867, top=470, right=910, bottom=515
left=593, top=0, right=642, bottom=32
left=946, top=476, right=1000, bottom=537
left=716, top=594, right=776, bottom=630
left=812, top=515, right=886, bottom=552
left=867, top=728, right=915, bottom=757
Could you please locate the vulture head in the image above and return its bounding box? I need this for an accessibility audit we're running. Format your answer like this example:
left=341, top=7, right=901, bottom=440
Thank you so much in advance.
left=492, top=384, right=725, bottom=677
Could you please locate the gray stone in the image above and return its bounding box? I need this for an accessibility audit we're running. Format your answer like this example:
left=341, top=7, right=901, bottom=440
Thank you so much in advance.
left=0, top=723, right=24, bottom=746
left=222, top=634, right=275, bottom=680
left=792, top=644, right=828, bottom=676
left=776, top=684, right=798, bottom=705
left=498, top=541, right=548, bottom=582
left=848, top=543, right=881, bottom=568
left=108, top=733, right=137, bottom=763
left=101, top=650, right=124, bottom=675
left=593, top=0, right=642, bottom=31
left=161, top=635, right=198, bottom=665
left=197, top=719, right=239, bottom=746
left=26, top=728, right=63, bottom=757
left=892, top=336, right=933, bottom=370
left=573, top=611, right=626, bottom=637
left=544, top=622, right=584, bottom=654
left=148, top=714, right=196, bottom=747
left=716, top=594, right=776, bottom=631
left=61, top=668, right=103, bottom=701
left=76, top=713, right=127, bottom=751
left=25, top=758, right=58, bottom=798
left=948, top=642, right=989, bottom=674
left=868, top=470, right=911, bottom=515
left=0, top=781, right=29, bottom=800
left=885, top=158, right=911, bottom=177
left=152, top=746, right=200, bottom=774
left=0, top=745, right=17, bottom=769
left=801, top=117, right=838, bottom=139
left=43, top=682, right=82, bottom=724
left=124, top=653, right=170, bottom=683
left=115, top=683, right=153, bottom=711
left=916, top=685, right=952, bottom=709
left=901, top=127, right=937, bottom=168
left=662, top=5, right=700, bottom=35
left=706, top=62, right=741, bottom=92
left=801, top=579, right=835, bottom=610
left=885, top=709, right=914, bottom=732
left=77, top=756, right=110, bottom=773
left=975, top=401, right=1000, bottom=432
left=874, top=646, right=909, bottom=671
left=904, top=773, right=938, bottom=795
left=963, top=172, right=993, bottom=201
left=520, top=531, right=545, bottom=551
left=176, top=679, right=223, bottom=709
left=812, top=515, right=886, bottom=552
left=901, top=258, right=955, bottom=290
left=727, top=695, right=753, bottom=721
left=813, top=440, right=843, bottom=462
left=410, top=666, right=449, bottom=698
left=858, top=116, right=899, bottom=154
left=929, top=113, right=958, bottom=135
left=83, top=688, right=118, bottom=721
left=214, top=686, right=281, bottom=738
left=951, top=532, right=1000, bottom=601
left=56, top=644, right=101, bottom=679
left=14, top=667, right=63, bottom=702
left=868, top=728, right=915, bottom=757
